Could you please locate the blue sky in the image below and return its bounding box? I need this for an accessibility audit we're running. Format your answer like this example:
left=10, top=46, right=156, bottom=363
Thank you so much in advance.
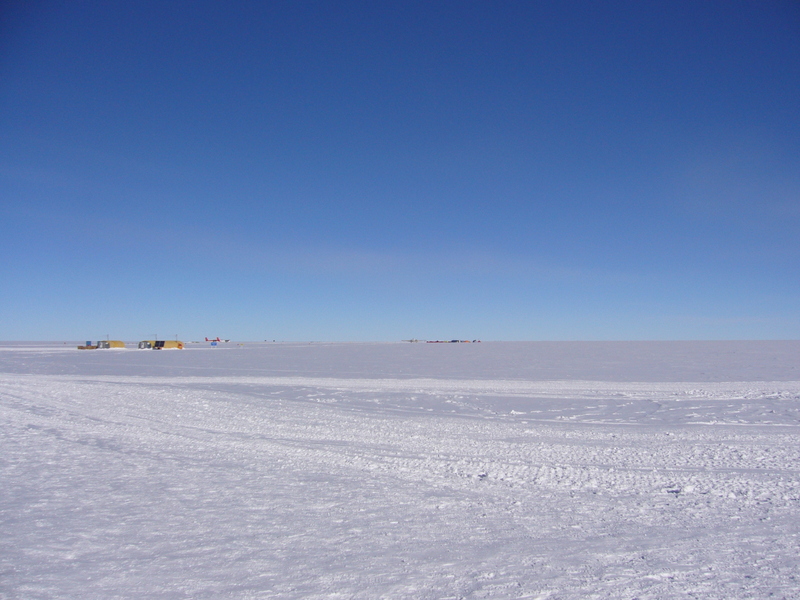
left=2, top=1, right=799, bottom=341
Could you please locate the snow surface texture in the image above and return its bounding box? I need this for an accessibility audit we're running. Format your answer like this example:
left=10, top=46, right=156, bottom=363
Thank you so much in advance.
left=1, top=341, right=799, bottom=599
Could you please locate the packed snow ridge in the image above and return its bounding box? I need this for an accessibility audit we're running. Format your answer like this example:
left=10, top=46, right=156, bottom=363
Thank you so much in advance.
left=1, top=341, right=799, bottom=599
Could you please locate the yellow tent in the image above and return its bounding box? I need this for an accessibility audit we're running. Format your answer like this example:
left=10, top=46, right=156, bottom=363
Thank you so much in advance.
left=97, top=340, right=125, bottom=349
left=138, top=340, right=184, bottom=349
left=159, top=340, right=184, bottom=349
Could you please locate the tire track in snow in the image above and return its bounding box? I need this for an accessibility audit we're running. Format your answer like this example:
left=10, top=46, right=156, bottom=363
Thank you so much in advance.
left=2, top=373, right=800, bottom=599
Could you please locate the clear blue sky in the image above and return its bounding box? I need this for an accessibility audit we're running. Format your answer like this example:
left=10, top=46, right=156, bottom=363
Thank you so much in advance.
left=2, top=1, right=799, bottom=341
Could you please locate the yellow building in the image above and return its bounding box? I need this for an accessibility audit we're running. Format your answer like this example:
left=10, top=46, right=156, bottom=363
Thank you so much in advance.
left=97, top=340, right=125, bottom=349
left=138, top=340, right=184, bottom=349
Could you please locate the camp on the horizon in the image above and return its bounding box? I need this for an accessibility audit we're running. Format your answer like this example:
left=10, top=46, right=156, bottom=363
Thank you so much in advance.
left=78, top=340, right=125, bottom=350
left=138, top=340, right=184, bottom=350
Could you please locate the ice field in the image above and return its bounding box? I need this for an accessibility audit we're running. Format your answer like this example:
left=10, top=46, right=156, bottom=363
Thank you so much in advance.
left=1, top=341, right=799, bottom=599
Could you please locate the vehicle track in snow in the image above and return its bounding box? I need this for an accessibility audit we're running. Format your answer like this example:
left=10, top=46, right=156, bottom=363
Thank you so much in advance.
left=2, top=373, right=800, bottom=599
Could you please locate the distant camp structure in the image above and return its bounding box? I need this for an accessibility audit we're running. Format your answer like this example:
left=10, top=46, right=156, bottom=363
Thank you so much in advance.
left=138, top=340, right=185, bottom=350
left=78, top=340, right=125, bottom=349
left=98, top=340, right=126, bottom=349
left=403, top=339, right=482, bottom=344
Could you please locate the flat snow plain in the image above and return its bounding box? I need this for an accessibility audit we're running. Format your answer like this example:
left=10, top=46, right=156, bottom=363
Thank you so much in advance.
left=1, top=341, right=799, bottom=599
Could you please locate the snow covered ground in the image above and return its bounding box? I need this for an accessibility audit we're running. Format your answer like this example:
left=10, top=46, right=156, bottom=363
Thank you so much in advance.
left=1, top=341, right=799, bottom=599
